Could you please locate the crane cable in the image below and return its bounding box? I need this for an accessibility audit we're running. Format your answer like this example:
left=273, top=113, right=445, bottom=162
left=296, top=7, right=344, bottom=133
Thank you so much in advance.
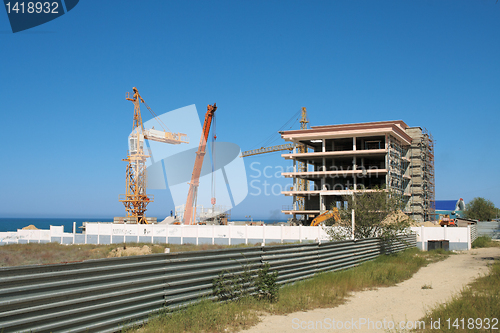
left=142, top=100, right=172, bottom=133
left=211, top=112, right=217, bottom=207
left=253, top=109, right=301, bottom=149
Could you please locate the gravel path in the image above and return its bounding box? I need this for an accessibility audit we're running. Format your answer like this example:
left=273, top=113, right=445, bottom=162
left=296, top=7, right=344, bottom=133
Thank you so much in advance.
left=242, top=247, right=500, bottom=332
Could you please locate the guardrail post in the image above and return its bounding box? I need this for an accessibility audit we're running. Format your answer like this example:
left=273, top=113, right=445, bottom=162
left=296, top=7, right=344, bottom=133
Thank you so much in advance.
left=262, top=224, right=265, bottom=246
left=180, top=225, right=184, bottom=245
left=137, top=224, right=140, bottom=244
left=212, top=225, right=215, bottom=245
left=420, top=225, right=425, bottom=251
left=245, top=224, right=248, bottom=245
left=166, top=224, right=169, bottom=244
left=467, top=225, right=471, bottom=250
left=196, top=225, right=199, bottom=246
left=280, top=224, right=283, bottom=244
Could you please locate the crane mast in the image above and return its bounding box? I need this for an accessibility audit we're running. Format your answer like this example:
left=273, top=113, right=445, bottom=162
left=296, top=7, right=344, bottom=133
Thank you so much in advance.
left=183, top=103, right=217, bottom=225
left=120, top=88, right=151, bottom=224
left=296, top=107, right=309, bottom=212
left=120, top=87, right=188, bottom=224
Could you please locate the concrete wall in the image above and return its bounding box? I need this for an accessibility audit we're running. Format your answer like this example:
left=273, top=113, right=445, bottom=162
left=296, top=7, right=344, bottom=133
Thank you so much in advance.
left=410, top=225, right=476, bottom=251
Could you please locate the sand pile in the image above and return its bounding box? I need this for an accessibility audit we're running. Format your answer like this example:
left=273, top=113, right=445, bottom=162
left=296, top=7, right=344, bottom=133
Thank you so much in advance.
left=419, top=221, right=441, bottom=227
left=22, top=225, right=38, bottom=230
left=381, top=210, right=415, bottom=225
left=108, top=245, right=152, bottom=257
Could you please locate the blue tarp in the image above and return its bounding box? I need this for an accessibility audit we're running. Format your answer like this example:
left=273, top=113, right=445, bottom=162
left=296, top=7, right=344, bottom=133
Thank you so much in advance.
left=435, top=200, right=458, bottom=211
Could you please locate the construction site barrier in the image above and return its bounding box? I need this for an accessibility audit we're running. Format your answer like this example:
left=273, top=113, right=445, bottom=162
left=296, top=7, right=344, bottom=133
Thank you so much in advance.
left=0, top=235, right=416, bottom=333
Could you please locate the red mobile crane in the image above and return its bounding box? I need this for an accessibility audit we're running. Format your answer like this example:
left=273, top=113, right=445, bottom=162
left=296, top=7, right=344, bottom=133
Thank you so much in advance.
left=183, top=103, right=217, bottom=225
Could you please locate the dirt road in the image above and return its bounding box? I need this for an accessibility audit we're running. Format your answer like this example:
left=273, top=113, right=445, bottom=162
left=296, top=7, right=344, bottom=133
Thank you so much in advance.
left=242, top=247, right=500, bottom=332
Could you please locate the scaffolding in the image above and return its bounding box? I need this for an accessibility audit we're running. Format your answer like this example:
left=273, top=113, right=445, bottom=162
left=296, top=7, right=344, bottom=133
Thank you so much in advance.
left=406, top=127, right=435, bottom=222
left=423, top=128, right=435, bottom=221
left=386, top=134, right=410, bottom=199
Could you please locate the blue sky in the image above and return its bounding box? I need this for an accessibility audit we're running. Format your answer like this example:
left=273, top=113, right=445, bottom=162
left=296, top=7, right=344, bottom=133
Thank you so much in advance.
left=1, top=0, right=499, bottom=220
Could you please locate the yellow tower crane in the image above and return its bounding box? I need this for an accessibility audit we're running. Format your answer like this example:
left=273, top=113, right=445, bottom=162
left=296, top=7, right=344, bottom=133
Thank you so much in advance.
left=119, top=87, right=189, bottom=224
left=296, top=107, right=309, bottom=211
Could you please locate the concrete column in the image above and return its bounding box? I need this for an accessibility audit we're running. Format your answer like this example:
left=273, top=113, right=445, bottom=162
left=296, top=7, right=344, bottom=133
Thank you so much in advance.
left=322, top=157, right=326, bottom=172
left=322, top=139, right=326, bottom=152
left=351, top=209, right=355, bottom=240
left=353, top=156, right=357, bottom=190
left=353, top=136, right=356, bottom=151
left=320, top=194, right=325, bottom=211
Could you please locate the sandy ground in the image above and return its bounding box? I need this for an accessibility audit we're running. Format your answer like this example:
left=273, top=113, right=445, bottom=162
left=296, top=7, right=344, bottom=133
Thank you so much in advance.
left=242, top=247, right=500, bottom=333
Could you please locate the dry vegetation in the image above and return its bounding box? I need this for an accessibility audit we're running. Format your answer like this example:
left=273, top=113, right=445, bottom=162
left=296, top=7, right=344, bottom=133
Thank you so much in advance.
left=0, top=242, right=267, bottom=267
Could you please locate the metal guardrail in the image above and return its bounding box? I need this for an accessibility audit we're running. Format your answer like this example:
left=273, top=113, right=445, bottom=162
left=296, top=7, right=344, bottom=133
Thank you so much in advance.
left=0, top=235, right=416, bottom=333
left=471, top=224, right=478, bottom=243
left=476, top=221, right=500, bottom=240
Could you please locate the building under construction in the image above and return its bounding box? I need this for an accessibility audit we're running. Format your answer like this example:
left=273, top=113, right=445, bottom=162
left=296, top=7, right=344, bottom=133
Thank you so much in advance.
left=280, top=120, right=435, bottom=223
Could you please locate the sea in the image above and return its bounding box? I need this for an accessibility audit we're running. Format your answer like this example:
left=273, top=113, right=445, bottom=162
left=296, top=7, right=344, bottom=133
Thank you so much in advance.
left=0, top=218, right=288, bottom=233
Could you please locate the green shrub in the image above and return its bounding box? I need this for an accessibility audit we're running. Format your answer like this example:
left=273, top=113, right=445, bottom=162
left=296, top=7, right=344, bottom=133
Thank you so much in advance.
left=472, top=236, right=492, bottom=248
left=256, top=262, right=279, bottom=302
left=213, top=261, right=279, bottom=302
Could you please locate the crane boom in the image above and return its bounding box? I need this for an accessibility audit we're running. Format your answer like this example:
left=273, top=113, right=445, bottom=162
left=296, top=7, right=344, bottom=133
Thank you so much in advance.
left=240, top=143, right=294, bottom=157
left=183, top=103, right=217, bottom=225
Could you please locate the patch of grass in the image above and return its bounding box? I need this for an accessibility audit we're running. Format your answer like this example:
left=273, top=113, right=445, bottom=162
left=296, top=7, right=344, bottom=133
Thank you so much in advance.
left=127, top=248, right=450, bottom=332
left=0, top=242, right=272, bottom=267
left=472, top=236, right=500, bottom=249
left=0, top=243, right=117, bottom=267
left=124, top=298, right=262, bottom=333
left=421, top=284, right=433, bottom=289
left=416, top=260, right=500, bottom=332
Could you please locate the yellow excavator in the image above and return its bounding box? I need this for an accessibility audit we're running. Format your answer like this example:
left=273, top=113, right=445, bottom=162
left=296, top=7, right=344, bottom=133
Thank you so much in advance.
left=310, top=208, right=340, bottom=226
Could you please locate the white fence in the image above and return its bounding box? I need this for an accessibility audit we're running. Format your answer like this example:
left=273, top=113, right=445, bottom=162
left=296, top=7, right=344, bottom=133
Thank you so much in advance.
left=0, top=224, right=330, bottom=246
left=0, top=224, right=477, bottom=250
